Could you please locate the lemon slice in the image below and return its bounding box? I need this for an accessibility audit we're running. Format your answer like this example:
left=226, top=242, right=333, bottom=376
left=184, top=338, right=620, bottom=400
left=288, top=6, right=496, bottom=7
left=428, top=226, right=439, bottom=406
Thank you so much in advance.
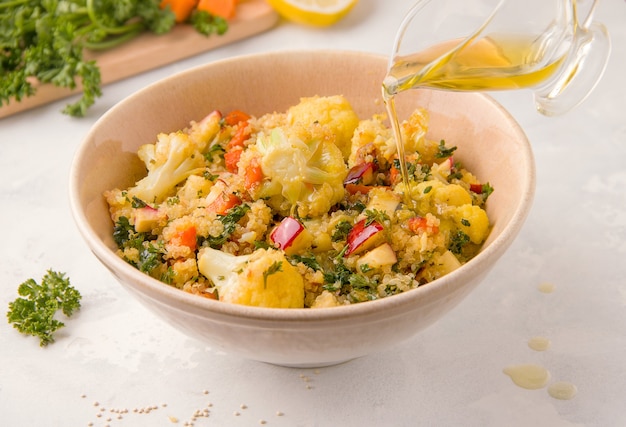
left=267, top=0, right=358, bottom=27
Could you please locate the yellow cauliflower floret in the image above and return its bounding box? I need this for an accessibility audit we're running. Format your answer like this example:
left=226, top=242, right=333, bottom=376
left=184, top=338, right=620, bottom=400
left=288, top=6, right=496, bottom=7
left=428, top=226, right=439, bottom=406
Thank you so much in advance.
left=447, top=204, right=490, bottom=244
left=311, top=290, right=341, bottom=308
left=432, top=183, right=472, bottom=207
left=197, top=247, right=304, bottom=308
left=400, top=108, right=443, bottom=164
left=348, top=115, right=393, bottom=167
left=287, top=95, right=359, bottom=160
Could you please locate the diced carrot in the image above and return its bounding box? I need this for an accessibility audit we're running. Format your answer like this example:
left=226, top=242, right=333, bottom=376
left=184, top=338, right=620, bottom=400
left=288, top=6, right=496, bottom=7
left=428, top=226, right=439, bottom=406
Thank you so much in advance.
left=171, top=225, right=197, bottom=250
left=389, top=162, right=401, bottom=185
left=345, top=183, right=373, bottom=195
left=196, top=0, right=238, bottom=19
left=201, top=289, right=218, bottom=300
left=470, top=183, right=483, bottom=193
left=207, top=192, right=241, bottom=215
left=159, top=0, right=198, bottom=23
left=407, top=216, right=439, bottom=235
left=244, top=157, right=264, bottom=190
left=227, top=125, right=250, bottom=150
left=224, top=110, right=250, bottom=126
left=224, top=147, right=242, bottom=173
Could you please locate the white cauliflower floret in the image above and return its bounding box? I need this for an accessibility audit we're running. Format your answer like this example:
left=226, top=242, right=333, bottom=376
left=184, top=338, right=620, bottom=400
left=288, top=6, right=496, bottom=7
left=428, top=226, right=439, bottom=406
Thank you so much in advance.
left=197, top=247, right=304, bottom=308
left=129, top=132, right=207, bottom=203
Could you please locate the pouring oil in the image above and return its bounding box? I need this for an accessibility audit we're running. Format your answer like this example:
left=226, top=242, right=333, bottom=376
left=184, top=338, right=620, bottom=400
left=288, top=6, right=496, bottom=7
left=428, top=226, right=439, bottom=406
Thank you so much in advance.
left=383, top=33, right=566, bottom=205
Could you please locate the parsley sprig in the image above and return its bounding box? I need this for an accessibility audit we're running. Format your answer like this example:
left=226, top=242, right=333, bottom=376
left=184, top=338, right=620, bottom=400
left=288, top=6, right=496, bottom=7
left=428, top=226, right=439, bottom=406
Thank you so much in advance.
left=6, top=270, right=82, bottom=346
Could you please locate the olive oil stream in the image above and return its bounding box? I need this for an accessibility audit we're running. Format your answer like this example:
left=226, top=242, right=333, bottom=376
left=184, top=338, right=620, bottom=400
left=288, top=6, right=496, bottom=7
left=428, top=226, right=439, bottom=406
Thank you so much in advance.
left=383, top=34, right=566, bottom=204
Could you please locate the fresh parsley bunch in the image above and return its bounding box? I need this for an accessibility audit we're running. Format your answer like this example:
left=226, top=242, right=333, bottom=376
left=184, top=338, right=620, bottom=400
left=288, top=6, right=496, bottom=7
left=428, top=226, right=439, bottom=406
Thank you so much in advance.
left=0, top=0, right=227, bottom=117
left=7, top=270, right=82, bottom=346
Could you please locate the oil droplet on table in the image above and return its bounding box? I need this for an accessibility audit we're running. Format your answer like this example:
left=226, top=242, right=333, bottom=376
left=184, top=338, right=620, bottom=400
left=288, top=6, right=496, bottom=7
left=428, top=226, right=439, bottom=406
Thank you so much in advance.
left=503, top=364, right=551, bottom=389
left=548, top=381, right=578, bottom=400
left=538, top=282, right=555, bottom=293
left=528, top=336, right=551, bottom=351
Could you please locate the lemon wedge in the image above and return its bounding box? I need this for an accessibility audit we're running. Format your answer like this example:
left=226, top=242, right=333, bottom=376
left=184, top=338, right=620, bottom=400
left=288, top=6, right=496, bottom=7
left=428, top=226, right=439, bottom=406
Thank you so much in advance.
left=267, top=0, right=358, bottom=27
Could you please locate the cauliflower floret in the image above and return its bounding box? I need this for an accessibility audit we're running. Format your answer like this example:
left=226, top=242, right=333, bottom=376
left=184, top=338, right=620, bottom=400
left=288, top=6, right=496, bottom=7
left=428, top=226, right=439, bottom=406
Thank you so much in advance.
left=197, top=247, right=304, bottom=308
left=186, top=110, right=222, bottom=151
left=256, top=127, right=347, bottom=217
left=447, top=204, right=490, bottom=244
left=348, top=115, right=394, bottom=167
left=311, top=290, right=341, bottom=308
left=129, top=132, right=207, bottom=203
left=286, top=95, right=359, bottom=160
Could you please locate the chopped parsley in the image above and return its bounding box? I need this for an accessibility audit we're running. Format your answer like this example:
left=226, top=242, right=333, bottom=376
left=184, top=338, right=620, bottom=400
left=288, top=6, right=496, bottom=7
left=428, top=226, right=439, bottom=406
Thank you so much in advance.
left=331, top=220, right=353, bottom=242
left=449, top=230, right=471, bottom=254
left=263, top=261, right=283, bottom=288
left=435, top=140, right=457, bottom=158
left=205, top=204, right=250, bottom=248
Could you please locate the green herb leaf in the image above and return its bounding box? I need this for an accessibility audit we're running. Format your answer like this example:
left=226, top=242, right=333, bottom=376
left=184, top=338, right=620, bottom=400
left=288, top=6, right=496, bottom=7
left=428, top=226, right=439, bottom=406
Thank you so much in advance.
left=263, top=261, right=283, bottom=288
left=6, top=270, right=81, bottom=346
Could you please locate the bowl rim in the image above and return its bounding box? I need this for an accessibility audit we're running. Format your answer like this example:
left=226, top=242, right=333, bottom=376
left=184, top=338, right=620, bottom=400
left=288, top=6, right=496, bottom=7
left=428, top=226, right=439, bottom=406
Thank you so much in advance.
left=69, top=49, right=535, bottom=323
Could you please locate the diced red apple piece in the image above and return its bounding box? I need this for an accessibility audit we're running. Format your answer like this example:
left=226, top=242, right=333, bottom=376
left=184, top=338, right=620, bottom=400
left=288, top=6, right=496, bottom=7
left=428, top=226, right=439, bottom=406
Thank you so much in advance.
left=436, top=250, right=462, bottom=275
left=134, top=206, right=163, bottom=233
left=345, top=219, right=385, bottom=256
left=344, top=162, right=375, bottom=186
left=438, top=157, right=454, bottom=175
left=363, top=189, right=400, bottom=219
left=270, top=216, right=312, bottom=255
left=356, top=243, right=397, bottom=270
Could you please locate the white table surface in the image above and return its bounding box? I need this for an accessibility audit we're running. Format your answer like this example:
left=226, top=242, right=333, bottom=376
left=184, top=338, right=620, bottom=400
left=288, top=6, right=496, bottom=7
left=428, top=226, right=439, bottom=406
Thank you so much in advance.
left=1, top=1, right=625, bottom=426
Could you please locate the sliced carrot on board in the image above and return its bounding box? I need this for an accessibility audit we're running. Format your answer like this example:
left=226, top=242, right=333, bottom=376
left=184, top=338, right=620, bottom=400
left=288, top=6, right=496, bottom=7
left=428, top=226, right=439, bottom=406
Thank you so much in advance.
left=159, top=0, right=198, bottom=22
left=196, top=0, right=238, bottom=19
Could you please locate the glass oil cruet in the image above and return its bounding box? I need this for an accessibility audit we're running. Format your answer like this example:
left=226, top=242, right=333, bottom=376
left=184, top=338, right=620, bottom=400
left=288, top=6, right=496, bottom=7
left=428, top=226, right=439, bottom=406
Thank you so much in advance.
left=382, top=0, right=611, bottom=201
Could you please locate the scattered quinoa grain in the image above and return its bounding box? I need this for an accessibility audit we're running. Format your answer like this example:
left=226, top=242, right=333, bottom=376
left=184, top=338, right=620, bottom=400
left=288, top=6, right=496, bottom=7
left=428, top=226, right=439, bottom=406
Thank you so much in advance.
left=241, top=404, right=248, bottom=409
left=276, top=411, right=284, bottom=416
left=168, top=416, right=179, bottom=423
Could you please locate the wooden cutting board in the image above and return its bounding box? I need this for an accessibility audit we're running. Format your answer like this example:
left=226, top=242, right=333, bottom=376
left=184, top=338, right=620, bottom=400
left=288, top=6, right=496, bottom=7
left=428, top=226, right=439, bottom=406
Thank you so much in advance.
left=0, top=0, right=278, bottom=119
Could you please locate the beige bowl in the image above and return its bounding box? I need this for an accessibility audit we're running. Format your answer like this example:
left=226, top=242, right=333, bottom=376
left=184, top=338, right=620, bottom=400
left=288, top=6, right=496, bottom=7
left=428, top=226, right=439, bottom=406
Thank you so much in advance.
left=70, top=50, right=535, bottom=367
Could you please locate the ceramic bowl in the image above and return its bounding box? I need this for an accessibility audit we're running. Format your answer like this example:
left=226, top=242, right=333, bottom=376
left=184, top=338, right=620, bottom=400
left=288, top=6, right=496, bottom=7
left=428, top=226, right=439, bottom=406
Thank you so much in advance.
left=70, top=50, right=535, bottom=367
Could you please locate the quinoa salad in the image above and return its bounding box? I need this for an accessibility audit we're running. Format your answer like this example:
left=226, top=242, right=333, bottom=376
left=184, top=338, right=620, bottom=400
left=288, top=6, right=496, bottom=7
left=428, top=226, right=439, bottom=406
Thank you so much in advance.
left=104, top=95, right=493, bottom=308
